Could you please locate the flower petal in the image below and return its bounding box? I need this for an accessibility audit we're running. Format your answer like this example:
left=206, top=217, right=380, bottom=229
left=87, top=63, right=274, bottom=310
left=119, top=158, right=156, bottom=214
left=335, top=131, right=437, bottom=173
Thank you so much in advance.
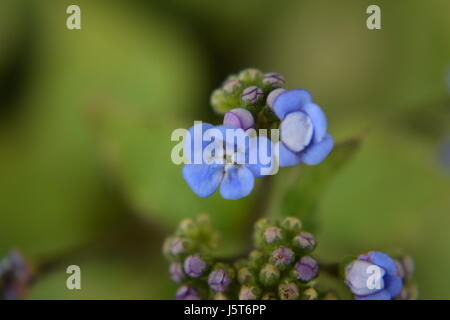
left=385, top=275, right=403, bottom=298
left=299, top=134, right=334, bottom=165
left=182, top=164, right=224, bottom=197
left=273, top=89, right=312, bottom=120
left=247, top=135, right=277, bottom=177
left=277, top=141, right=302, bottom=167
left=224, top=108, right=254, bottom=130
left=345, top=260, right=385, bottom=296
left=301, top=103, right=328, bottom=143
left=219, top=166, right=254, bottom=200
left=184, top=122, right=214, bottom=163
left=280, top=111, right=313, bottom=153
left=360, top=251, right=397, bottom=276
left=355, top=290, right=391, bottom=300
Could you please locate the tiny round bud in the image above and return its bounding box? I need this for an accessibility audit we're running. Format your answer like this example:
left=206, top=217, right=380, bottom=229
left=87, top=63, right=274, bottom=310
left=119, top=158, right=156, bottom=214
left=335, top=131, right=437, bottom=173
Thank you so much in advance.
left=259, top=263, right=280, bottom=286
left=184, top=254, right=207, bottom=278
left=237, top=267, right=255, bottom=284
left=163, top=237, right=191, bottom=258
left=278, top=282, right=300, bottom=300
left=270, top=246, right=295, bottom=270
left=238, top=68, right=263, bottom=84
left=208, top=268, right=231, bottom=292
left=267, top=88, right=285, bottom=111
left=248, top=250, right=264, bottom=269
left=169, top=262, right=184, bottom=283
left=223, top=108, right=255, bottom=130
left=254, top=218, right=270, bottom=231
left=241, top=86, right=263, bottom=106
left=294, top=256, right=319, bottom=282
left=280, top=216, right=302, bottom=233
left=302, top=287, right=318, bottom=300
left=177, top=218, right=199, bottom=238
left=239, top=285, right=261, bottom=300
left=263, top=226, right=284, bottom=245
left=175, top=285, right=201, bottom=300
left=292, top=232, right=316, bottom=251
left=210, top=89, right=230, bottom=114
left=222, top=77, right=242, bottom=94
left=263, top=73, right=285, bottom=89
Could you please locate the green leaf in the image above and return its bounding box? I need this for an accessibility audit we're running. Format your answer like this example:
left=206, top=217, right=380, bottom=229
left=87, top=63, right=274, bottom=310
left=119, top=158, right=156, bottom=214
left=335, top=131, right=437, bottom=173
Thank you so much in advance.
left=273, top=136, right=363, bottom=231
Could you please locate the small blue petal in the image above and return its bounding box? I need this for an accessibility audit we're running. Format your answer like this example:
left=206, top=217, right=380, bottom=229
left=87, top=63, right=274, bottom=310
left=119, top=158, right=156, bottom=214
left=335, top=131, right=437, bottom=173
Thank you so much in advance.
left=280, top=111, right=313, bottom=153
left=182, top=164, right=224, bottom=198
left=247, top=135, right=276, bottom=177
left=277, top=142, right=302, bottom=167
left=299, top=134, right=334, bottom=165
left=219, top=166, right=254, bottom=200
left=301, top=103, right=328, bottom=143
left=345, top=260, right=385, bottom=296
left=273, top=89, right=312, bottom=120
left=184, top=122, right=214, bottom=163
left=355, top=290, right=391, bottom=300
left=362, top=252, right=398, bottom=276
left=385, top=275, right=403, bottom=298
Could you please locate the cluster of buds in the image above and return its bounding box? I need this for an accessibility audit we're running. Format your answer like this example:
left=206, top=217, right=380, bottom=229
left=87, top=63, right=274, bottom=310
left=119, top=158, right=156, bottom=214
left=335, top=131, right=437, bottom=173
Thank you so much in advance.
left=235, top=217, right=320, bottom=300
left=0, top=250, right=33, bottom=300
left=210, top=68, right=285, bottom=125
left=163, top=215, right=328, bottom=300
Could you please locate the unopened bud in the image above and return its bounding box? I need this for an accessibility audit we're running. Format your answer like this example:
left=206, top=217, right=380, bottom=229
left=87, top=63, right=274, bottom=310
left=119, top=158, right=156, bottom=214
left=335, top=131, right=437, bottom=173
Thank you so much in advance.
left=237, top=267, right=255, bottom=284
left=184, top=254, right=207, bottom=278
left=222, top=77, right=242, bottom=94
left=175, top=285, right=201, bottom=300
left=267, top=88, right=286, bottom=111
left=270, top=246, right=295, bottom=270
left=294, top=256, right=319, bottom=282
left=223, top=108, right=255, bottom=130
left=238, top=68, right=263, bottom=85
left=263, top=226, right=284, bottom=245
left=169, top=262, right=184, bottom=283
left=259, top=263, right=280, bottom=286
left=280, top=216, right=302, bottom=233
left=208, top=268, right=232, bottom=292
left=278, top=282, right=300, bottom=300
left=292, top=232, right=316, bottom=251
left=302, top=287, right=318, bottom=300
left=238, top=285, right=261, bottom=300
left=263, top=73, right=285, bottom=89
left=241, top=86, right=263, bottom=106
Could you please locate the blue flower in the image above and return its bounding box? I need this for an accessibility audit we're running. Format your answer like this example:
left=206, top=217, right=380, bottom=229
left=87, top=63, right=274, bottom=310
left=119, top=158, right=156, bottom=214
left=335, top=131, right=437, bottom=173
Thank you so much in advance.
left=182, top=122, right=274, bottom=200
left=345, top=251, right=404, bottom=300
left=271, top=89, right=334, bottom=167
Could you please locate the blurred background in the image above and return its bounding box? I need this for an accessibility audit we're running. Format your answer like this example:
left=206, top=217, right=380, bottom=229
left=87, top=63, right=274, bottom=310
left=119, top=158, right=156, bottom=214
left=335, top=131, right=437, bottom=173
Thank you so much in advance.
left=0, top=0, right=449, bottom=299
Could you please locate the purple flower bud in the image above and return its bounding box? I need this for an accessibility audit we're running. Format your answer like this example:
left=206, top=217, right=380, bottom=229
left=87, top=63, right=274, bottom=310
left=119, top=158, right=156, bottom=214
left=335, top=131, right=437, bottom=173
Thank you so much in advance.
left=239, top=285, right=261, bottom=300
left=223, top=78, right=242, bottom=94
left=0, top=251, right=32, bottom=300
left=267, top=88, right=285, bottom=110
left=175, top=285, right=201, bottom=300
left=270, top=246, right=295, bottom=269
left=278, top=282, right=299, bottom=300
left=293, top=232, right=316, bottom=251
left=263, top=226, right=284, bottom=244
left=208, top=269, right=231, bottom=292
left=184, top=254, right=207, bottom=278
left=169, top=262, right=184, bottom=283
left=241, top=86, right=263, bottom=105
left=263, top=73, right=285, bottom=89
left=294, top=256, right=319, bottom=282
left=223, top=108, right=255, bottom=130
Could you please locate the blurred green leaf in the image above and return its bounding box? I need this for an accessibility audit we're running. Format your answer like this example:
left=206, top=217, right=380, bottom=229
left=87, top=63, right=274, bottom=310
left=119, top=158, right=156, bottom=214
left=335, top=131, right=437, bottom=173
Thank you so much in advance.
left=274, top=136, right=362, bottom=231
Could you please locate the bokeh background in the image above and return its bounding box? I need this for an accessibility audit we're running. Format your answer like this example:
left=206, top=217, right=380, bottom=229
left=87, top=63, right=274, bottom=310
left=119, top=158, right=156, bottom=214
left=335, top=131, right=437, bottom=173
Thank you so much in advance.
left=0, top=0, right=449, bottom=299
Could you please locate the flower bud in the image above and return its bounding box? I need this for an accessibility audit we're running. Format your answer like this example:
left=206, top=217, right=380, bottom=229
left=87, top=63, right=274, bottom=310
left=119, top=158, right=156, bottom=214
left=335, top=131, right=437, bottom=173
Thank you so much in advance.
left=184, top=254, right=207, bottom=278
left=237, top=267, right=255, bottom=284
left=163, top=237, right=192, bottom=259
left=238, top=68, right=263, bottom=85
left=213, top=292, right=228, bottom=300
left=263, top=73, right=285, bottom=89
left=210, top=89, right=231, bottom=114
left=294, top=256, right=319, bottom=282
left=169, top=262, right=184, bottom=283
left=175, top=285, right=201, bottom=300
left=292, top=232, right=316, bottom=251
left=0, top=251, right=32, bottom=300
left=208, top=268, right=232, bottom=292
left=267, top=88, right=285, bottom=111
left=177, top=218, right=200, bottom=238
left=278, top=282, right=300, bottom=300
left=239, top=285, right=261, bottom=300
left=302, top=287, right=318, bottom=300
left=259, top=263, right=280, bottom=286
left=248, top=250, right=264, bottom=269
left=280, top=216, right=302, bottom=233
left=222, top=77, right=242, bottom=94
left=270, top=246, right=295, bottom=270
left=263, top=226, right=284, bottom=245
left=223, top=108, right=255, bottom=130
left=241, top=86, right=263, bottom=106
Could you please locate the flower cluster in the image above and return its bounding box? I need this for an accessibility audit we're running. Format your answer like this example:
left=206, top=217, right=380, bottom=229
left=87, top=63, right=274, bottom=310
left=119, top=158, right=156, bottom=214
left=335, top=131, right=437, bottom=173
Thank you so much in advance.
left=182, top=68, right=334, bottom=200
left=345, top=251, right=416, bottom=300
left=163, top=215, right=331, bottom=300
left=0, top=250, right=33, bottom=300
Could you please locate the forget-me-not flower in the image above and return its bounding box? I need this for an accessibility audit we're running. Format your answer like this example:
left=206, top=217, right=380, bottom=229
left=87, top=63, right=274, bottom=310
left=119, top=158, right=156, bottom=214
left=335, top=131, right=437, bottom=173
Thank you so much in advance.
left=345, top=251, right=403, bottom=300
left=270, top=89, right=334, bottom=167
